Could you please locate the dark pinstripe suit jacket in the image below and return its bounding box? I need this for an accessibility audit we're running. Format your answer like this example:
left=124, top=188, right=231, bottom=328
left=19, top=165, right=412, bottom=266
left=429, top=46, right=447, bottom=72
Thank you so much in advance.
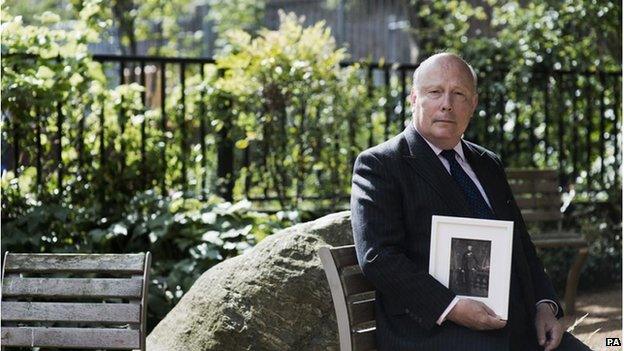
left=350, top=123, right=563, bottom=351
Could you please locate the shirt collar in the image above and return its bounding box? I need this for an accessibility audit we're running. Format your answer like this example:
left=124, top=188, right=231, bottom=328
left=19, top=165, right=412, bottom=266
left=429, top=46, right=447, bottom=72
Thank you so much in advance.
left=413, top=122, right=465, bottom=162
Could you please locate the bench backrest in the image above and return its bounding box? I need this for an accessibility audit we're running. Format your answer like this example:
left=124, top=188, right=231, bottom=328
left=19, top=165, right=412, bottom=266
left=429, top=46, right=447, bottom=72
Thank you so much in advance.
left=318, top=245, right=376, bottom=351
left=506, top=169, right=563, bottom=225
left=1, top=252, right=151, bottom=350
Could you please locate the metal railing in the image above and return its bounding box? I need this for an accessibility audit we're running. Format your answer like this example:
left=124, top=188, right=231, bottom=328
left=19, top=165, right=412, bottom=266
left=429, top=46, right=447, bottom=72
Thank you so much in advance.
left=2, top=54, right=621, bottom=212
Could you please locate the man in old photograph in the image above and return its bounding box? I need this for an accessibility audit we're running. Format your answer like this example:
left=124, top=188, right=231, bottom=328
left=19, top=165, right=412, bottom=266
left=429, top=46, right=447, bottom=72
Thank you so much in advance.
left=461, top=245, right=480, bottom=295
left=450, top=240, right=490, bottom=297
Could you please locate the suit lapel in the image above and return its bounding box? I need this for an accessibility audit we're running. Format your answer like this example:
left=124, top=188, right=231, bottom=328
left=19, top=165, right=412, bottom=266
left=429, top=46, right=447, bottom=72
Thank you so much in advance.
left=461, top=141, right=513, bottom=220
left=402, top=124, right=472, bottom=217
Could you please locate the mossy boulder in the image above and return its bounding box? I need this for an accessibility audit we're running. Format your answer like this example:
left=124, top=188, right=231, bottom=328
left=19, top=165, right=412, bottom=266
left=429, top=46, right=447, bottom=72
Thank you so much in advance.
left=147, top=211, right=353, bottom=351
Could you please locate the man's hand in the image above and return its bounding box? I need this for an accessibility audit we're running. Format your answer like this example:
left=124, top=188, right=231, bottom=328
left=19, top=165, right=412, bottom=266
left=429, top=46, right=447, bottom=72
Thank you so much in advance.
left=535, top=303, right=563, bottom=351
left=447, top=299, right=507, bottom=330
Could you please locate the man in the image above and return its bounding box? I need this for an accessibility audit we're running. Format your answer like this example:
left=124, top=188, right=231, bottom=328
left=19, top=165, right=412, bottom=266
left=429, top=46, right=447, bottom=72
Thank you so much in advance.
left=461, top=245, right=479, bottom=295
left=350, top=53, right=591, bottom=350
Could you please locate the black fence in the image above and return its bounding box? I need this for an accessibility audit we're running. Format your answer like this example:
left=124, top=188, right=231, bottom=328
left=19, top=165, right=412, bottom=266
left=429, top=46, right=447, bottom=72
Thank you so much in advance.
left=2, top=54, right=621, bottom=212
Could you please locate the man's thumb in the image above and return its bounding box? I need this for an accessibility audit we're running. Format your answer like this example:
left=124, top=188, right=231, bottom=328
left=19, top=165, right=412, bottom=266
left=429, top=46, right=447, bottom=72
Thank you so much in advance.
left=536, top=324, right=546, bottom=345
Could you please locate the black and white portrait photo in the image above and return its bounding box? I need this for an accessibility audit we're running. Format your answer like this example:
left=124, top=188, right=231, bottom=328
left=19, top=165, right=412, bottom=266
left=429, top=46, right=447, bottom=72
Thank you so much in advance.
left=449, top=238, right=491, bottom=297
left=429, top=216, right=514, bottom=319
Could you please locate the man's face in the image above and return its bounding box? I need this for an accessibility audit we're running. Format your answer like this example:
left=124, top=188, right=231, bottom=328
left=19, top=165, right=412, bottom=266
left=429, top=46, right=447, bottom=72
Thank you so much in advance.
left=410, top=57, right=478, bottom=150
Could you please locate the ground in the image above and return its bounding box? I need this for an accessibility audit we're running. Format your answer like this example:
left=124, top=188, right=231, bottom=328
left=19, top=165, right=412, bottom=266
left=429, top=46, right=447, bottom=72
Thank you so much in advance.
left=564, top=283, right=622, bottom=350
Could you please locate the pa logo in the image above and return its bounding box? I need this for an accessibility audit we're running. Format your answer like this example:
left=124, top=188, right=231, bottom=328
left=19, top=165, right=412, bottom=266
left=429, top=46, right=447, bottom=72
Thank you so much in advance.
left=606, top=337, right=621, bottom=346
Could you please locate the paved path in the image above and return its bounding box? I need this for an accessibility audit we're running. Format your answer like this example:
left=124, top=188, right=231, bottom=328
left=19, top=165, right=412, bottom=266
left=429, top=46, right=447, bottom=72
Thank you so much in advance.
left=563, top=283, right=622, bottom=350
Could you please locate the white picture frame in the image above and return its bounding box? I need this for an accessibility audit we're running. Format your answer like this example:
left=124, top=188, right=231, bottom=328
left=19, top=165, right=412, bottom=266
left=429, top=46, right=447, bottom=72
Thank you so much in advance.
left=429, top=215, right=514, bottom=320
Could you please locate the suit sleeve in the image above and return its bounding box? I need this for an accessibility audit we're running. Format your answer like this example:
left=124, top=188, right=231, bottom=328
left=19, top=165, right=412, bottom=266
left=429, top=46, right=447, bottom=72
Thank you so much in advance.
left=494, top=155, right=564, bottom=319
left=350, top=151, right=456, bottom=330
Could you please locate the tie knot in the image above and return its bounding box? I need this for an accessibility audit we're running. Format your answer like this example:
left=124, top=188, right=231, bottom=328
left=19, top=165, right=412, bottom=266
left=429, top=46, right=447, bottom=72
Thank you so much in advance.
left=440, top=149, right=456, bottom=163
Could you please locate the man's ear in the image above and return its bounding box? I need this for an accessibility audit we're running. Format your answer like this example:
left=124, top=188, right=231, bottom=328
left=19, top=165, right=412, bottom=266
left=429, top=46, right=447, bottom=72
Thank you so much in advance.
left=409, top=89, right=417, bottom=104
left=471, top=93, right=478, bottom=110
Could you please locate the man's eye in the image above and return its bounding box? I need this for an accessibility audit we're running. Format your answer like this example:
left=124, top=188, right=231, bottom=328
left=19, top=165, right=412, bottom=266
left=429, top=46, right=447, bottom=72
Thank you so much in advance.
left=454, top=91, right=465, bottom=96
left=429, top=90, right=441, bottom=94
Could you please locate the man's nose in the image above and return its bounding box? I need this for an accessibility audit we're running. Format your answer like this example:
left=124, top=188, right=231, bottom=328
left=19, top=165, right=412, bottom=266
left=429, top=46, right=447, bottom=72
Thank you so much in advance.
left=441, top=93, right=453, bottom=111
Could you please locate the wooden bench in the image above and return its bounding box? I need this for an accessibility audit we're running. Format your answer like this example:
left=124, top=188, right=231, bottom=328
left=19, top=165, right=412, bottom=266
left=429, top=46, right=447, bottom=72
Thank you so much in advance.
left=506, top=169, right=589, bottom=315
left=319, top=245, right=376, bottom=351
left=1, top=252, right=151, bottom=350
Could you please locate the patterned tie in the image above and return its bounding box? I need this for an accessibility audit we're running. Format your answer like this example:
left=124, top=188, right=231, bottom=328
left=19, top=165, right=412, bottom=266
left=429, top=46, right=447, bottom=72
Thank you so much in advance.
left=440, top=149, right=495, bottom=219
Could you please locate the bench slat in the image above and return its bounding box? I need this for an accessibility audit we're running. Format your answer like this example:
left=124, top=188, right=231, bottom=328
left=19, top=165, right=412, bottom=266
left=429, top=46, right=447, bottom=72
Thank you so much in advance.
left=1, top=327, right=140, bottom=349
left=351, top=328, right=376, bottom=351
left=341, top=266, right=375, bottom=297
left=4, top=253, right=145, bottom=274
left=514, top=196, right=561, bottom=209
left=509, top=181, right=559, bottom=194
left=521, top=211, right=563, bottom=222
left=2, top=302, right=141, bottom=323
left=330, top=246, right=360, bottom=269
left=347, top=291, right=376, bottom=304
left=506, top=169, right=558, bottom=180
left=533, top=237, right=586, bottom=249
left=349, top=297, right=375, bottom=327
left=3, top=277, right=143, bottom=298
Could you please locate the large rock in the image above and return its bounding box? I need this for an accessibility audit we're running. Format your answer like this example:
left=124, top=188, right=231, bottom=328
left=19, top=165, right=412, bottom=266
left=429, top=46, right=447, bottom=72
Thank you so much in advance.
left=147, top=211, right=354, bottom=351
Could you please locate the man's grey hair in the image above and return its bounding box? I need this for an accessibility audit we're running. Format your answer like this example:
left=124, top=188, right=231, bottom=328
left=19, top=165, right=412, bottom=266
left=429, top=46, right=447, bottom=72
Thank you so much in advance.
left=412, top=52, right=478, bottom=92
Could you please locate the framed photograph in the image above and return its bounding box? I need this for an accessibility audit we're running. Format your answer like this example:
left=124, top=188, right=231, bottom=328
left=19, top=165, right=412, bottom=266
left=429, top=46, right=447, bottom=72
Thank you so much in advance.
left=428, top=215, right=514, bottom=320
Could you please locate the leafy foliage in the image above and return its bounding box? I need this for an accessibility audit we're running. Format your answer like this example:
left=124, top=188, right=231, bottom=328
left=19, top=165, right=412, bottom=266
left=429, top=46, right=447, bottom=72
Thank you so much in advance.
left=66, top=0, right=198, bottom=56
left=207, top=11, right=372, bottom=209
left=2, top=186, right=291, bottom=331
left=401, top=0, right=488, bottom=59
left=2, top=7, right=374, bottom=211
left=488, top=0, right=621, bottom=71
left=208, top=0, right=265, bottom=44
left=1, top=7, right=360, bottom=330
left=1, top=8, right=109, bottom=216
left=400, top=0, right=620, bottom=69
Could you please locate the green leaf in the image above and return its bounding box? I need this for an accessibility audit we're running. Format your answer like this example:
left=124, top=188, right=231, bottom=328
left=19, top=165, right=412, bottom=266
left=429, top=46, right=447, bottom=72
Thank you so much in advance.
left=36, top=66, right=55, bottom=80
left=235, top=139, right=249, bottom=149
